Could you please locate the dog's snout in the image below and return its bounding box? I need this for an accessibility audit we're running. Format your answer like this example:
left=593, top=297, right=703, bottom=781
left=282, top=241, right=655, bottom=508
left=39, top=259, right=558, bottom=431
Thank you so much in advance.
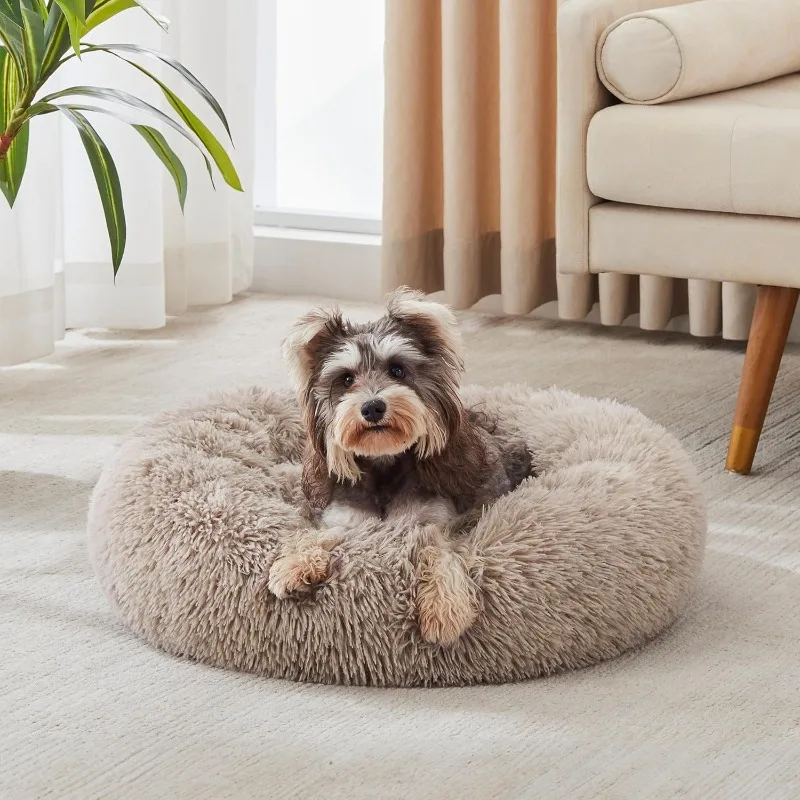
left=361, top=398, right=387, bottom=423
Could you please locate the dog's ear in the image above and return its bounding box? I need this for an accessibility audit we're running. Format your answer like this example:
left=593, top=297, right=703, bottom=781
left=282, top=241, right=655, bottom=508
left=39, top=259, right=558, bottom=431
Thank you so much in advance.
left=301, top=442, right=333, bottom=512
left=385, top=287, right=464, bottom=373
left=282, top=306, right=346, bottom=390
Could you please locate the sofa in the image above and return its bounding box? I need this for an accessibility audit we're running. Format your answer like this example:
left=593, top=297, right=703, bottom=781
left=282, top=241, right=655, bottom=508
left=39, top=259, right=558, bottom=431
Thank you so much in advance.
left=557, top=0, right=800, bottom=473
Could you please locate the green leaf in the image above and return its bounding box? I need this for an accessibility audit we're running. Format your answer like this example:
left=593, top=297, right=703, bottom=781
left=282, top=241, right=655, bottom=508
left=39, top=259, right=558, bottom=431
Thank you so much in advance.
left=64, top=50, right=241, bottom=190
left=0, top=46, right=18, bottom=123
left=0, top=1, right=22, bottom=26
left=0, top=9, right=26, bottom=78
left=38, top=84, right=216, bottom=186
left=163, top=91, right=241, bottom=190
left=133, top=124, right=186, bottom=210
left=51, top=0, right=86, bottom=57
left=0, top=47, right=29, bottom=206
left=55, top=0, right=88, bottom=25
left=40, top=1, right=94, bottom=79
left=86, top=0, right=168, bottom=33
left=101, top=53, right=240, bottom=189
left=19, top=0, right=45, bottom=85
left=0, top=121, right=27, bottom=205
left=81, top=43, right=231, bottom=141
left=59, top=106, right=126, bottom=272
left=41, top=5, right=69, bottom=78
left=37, top=96, right=192, bottom=214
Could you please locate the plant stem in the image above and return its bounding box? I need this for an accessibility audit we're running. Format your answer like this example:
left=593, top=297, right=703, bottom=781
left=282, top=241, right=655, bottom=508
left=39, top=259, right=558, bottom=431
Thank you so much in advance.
left=0, top=132, right=13, bottom=160
left=0, top=105, right=30, bottom=161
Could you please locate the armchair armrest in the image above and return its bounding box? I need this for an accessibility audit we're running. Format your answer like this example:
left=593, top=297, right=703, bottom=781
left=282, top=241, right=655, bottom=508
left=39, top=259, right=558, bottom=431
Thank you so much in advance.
left=598, top=0, right=800, bottom=105
left=556, top=0, right=696, bottom=276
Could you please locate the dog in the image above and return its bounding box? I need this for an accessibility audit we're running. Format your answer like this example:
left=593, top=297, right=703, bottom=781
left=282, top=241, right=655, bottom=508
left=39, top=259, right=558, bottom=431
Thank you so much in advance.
left=268, top=288, right=532, bottom=644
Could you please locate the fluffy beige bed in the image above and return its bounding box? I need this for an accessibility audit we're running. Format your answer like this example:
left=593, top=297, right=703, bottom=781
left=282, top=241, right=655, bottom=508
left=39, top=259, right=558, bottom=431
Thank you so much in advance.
left=87, top=382, right=706, bottom=687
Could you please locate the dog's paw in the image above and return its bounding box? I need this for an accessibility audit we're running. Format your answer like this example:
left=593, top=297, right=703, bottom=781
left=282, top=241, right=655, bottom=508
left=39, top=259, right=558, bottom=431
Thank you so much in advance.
left=268, top=546, right=331, bottom=599
left=416, top=547, right=477, bottom=645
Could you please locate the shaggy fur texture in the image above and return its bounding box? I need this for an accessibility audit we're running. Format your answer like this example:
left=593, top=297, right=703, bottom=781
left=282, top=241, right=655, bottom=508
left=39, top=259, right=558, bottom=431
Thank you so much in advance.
left=278, top=289, right=533, bottom=643
left=87, top=385, right=707, bottom=687
left=283, top=289, right=528, bottom=516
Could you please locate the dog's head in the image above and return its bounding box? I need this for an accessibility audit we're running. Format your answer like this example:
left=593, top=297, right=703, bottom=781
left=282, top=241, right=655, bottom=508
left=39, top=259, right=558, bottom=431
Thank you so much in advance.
left=283, top=288, right=465, bottom=483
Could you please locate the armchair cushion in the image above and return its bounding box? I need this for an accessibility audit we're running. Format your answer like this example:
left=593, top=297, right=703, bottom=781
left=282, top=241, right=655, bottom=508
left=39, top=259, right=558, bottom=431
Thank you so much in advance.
left=596, top=0, right=800, bottom=105
left=587, top=74, right=800, bottom=218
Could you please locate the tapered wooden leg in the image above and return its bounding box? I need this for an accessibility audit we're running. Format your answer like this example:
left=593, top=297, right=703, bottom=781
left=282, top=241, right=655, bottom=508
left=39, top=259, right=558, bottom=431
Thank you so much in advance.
left=726, top=285, right=799, bottom=474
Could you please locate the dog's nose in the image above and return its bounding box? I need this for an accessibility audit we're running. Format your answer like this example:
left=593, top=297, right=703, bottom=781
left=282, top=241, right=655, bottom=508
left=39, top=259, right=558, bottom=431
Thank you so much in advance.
left=361, top=398, right=387, bottom=423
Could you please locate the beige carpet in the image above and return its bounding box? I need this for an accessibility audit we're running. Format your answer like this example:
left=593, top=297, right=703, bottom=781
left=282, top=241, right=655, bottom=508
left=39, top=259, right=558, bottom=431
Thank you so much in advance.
left=2, top=294, right=799, bottom=799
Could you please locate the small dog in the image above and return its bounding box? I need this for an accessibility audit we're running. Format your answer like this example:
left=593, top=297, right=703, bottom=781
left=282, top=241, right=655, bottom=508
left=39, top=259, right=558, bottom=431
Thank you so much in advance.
left=268, top=288, right=531, bottom=643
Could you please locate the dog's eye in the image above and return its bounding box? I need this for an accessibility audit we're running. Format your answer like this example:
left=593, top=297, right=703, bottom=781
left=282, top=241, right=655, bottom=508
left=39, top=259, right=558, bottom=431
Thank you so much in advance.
left=342, top=373, right=355, bottom=388
left=389, top=364, right=405, bottom=379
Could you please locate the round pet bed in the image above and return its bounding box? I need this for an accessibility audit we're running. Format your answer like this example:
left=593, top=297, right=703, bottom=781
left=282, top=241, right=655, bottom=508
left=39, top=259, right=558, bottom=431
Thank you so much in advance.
left=87, top=385, right=706, bottom=687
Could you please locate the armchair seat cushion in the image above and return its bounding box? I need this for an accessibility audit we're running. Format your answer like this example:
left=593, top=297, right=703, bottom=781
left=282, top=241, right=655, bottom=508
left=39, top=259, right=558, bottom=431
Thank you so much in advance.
left=587, top=74, right=800, bottom=218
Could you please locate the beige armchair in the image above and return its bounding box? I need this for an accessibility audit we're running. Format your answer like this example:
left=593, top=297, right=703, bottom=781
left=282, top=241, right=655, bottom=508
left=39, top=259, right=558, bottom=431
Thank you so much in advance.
left=557, top=0, right=800, bottom=474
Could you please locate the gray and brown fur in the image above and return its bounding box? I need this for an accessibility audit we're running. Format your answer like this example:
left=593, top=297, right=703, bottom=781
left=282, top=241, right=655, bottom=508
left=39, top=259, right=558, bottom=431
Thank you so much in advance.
left=276, top=288, right=532, bottom=643
left=288, top=290, right=529, bottom=513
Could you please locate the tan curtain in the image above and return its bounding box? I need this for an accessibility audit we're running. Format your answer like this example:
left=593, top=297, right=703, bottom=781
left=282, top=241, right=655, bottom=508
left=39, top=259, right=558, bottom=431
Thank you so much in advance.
left=381, top=0, right=758, bottom=340
left=382, top=0, right=557, bottom=315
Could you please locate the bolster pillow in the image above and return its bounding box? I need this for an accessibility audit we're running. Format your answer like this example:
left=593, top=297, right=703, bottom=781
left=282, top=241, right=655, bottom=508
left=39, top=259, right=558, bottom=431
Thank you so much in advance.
left=596, top=0, right=800, bottom=105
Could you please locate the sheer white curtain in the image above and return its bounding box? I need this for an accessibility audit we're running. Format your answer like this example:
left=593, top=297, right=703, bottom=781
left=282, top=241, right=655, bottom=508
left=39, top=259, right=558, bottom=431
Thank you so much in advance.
left=0, top=0, right=257, bottom=366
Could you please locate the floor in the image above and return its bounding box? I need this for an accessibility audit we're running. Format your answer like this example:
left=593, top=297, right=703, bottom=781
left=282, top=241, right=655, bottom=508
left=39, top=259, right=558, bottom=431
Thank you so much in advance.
left=2, top=293, right=799, bottom=799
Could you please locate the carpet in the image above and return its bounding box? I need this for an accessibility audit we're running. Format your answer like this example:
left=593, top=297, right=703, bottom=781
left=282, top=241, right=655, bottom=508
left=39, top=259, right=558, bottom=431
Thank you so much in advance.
left=2, top=293, right=799, bottom=799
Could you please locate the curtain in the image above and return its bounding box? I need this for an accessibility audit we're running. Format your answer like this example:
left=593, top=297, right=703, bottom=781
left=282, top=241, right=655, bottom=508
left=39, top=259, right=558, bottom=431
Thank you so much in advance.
left=383, top=0, right=557, bottom=315
left=381, top=0, right=756, bottom=339
left=0, top=0, right=257, bottom=366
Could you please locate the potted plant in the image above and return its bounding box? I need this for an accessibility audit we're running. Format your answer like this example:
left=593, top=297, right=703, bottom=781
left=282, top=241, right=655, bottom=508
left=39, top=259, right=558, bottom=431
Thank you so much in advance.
left=0, top=0, right=241, bottom=275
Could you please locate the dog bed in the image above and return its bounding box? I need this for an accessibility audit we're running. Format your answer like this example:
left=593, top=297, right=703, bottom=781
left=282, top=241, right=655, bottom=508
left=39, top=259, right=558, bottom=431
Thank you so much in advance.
left=87, top=385, right=706, bottom=687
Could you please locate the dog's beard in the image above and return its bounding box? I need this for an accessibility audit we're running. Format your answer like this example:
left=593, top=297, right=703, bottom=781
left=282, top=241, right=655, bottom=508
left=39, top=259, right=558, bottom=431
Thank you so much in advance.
left=326, top=384, right=447, bottom=481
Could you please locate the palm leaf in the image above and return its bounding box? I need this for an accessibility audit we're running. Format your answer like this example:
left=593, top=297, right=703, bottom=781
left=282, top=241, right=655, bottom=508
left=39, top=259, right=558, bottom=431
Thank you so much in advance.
left=0, top=121, right=27, bottom=204
left=51, top=0, right=87, bottom=57
left=132, top=124, right=185, bottom=209
left=26, top=98, right=192, bottom=208
left=40, top=0, right=93, bottom=78
left=0, top=47, right=29, bottom=206
left=59, top=106, right=126, bottom=272
left=0, top=8, right=26, bottom=79
left=19, top=0, right=45, bottom=85
left=163, top=90, right=241, bottom=190
left=41, top=5, right=69, bottom=78
left=80, top=43, right=231, bottom=140
left=59, top=53, right=241, bottom=189
left=86, top=0, right=168, bottom=33
left=40, top=1, right=96, bottom=78
left=104, top=54, right=240, bottom=189
left=37, top=84, right=216, bottom=186
left=0, top=1, right=22, bottom=25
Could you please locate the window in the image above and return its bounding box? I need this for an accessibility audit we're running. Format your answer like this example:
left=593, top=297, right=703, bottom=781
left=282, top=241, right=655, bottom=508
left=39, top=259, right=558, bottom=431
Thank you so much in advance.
left=254, top=0, right=384, bottom=234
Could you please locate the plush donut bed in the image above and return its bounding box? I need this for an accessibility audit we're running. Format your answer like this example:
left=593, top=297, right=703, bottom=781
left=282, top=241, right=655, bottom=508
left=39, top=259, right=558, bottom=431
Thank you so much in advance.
left=87, top=385, right=706, bottom=687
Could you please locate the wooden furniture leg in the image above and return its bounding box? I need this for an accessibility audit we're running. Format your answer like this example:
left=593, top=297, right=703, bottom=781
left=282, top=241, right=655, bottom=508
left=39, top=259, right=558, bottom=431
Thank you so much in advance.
left=726, top=285, right=799, bottom=474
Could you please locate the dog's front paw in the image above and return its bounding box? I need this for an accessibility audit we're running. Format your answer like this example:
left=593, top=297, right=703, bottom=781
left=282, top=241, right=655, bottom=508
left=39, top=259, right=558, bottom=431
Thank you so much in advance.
left=268, top=546, right=331, bottom=599
left=416, top=547, right=477, bottom=645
